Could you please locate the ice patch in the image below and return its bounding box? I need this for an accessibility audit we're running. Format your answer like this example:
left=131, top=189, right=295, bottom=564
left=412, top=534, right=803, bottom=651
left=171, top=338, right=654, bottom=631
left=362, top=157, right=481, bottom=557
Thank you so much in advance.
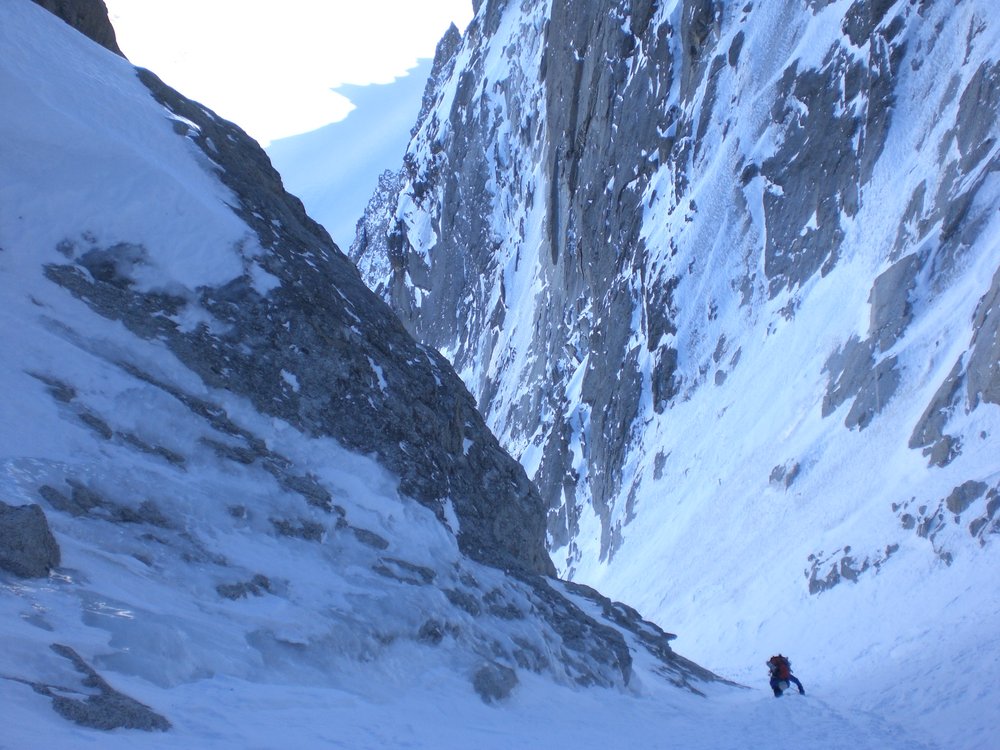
left=280, top=369, right=300, bottom=392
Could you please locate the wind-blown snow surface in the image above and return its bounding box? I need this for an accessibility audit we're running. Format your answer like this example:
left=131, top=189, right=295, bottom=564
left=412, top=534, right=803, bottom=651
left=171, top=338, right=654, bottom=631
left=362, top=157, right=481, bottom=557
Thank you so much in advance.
left=348, top=0, right=1000, bottom=747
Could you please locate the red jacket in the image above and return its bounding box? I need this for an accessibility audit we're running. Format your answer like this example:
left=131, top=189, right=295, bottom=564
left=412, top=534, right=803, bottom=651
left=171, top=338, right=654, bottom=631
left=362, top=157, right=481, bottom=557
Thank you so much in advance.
left=768, top=656, right=791, bottom=680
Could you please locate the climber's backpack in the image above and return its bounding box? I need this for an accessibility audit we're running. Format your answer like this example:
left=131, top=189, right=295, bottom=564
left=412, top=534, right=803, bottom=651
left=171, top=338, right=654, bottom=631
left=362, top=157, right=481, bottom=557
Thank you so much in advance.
left=768, top=655, right=791, bottom=679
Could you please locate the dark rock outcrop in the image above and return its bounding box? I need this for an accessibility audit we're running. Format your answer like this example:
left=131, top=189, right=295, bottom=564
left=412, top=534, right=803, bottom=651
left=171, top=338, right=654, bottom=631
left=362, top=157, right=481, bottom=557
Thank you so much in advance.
left=967, top=264, right=1000, bottom=408
left=0, top=501, right=61, bottom=578
left=32, top=0, right=124, bottom=56
left=888, top=478, right=1000, bottom=563
left=472, top=661, right=518, bottom=703
left=909, top=264, right=1000, bottom=467
left=806, top=544, right=899, bottom=595
left=217, top=574, right=272, bottom=600
left=30, top=645, right=170, bottom=731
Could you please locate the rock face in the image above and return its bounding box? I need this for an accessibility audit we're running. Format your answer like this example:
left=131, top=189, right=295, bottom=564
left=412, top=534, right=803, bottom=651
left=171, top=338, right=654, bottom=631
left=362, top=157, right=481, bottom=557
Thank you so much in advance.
left=0, top=502, right=60, bottom=577
left=31, top=645, right=171, bottom=731
left=352, top=0, right=1000, bottom=583
left=31, top=0, right=123, bottom=56
left=472, top=661, right=518, bottom=703
left=2, top=2, right=725, bottom=737
left=37, top=59, right=553, bottom=576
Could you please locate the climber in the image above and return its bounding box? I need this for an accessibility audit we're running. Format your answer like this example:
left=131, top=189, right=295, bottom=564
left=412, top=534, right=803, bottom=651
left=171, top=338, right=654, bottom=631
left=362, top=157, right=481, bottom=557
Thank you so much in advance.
left=767, top=654, right=805, bottom=697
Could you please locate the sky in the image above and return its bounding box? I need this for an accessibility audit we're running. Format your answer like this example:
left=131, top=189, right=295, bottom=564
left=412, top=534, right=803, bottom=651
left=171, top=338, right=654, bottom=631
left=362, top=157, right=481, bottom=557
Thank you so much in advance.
left=103, top=0, right=474, bottom=145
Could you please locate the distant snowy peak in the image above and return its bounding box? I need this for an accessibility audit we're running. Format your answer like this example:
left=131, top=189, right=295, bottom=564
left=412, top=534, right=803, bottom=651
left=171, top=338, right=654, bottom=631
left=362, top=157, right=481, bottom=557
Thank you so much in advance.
left=352, top=0, right=1000, bottom=584
left=265, top=56, right=438, bottom=250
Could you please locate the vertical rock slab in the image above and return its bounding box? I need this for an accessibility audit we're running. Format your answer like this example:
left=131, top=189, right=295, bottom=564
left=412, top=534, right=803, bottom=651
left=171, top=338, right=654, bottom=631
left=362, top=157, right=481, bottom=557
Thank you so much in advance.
left=0, top=501, right=60, bottom=578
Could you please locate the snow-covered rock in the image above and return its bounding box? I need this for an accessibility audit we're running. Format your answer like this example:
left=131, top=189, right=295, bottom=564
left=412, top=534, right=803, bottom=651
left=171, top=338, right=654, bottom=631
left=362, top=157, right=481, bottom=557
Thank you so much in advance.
left=351, top=0, right=1000, bottom=746
left=1, top=1, right=724, bottom=742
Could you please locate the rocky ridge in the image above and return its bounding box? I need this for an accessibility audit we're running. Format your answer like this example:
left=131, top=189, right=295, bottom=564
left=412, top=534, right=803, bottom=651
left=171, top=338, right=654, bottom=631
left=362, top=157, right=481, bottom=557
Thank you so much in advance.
left=352, top=0, right=1000, bottom=585
left=2, top=0, right=724, bottom=734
